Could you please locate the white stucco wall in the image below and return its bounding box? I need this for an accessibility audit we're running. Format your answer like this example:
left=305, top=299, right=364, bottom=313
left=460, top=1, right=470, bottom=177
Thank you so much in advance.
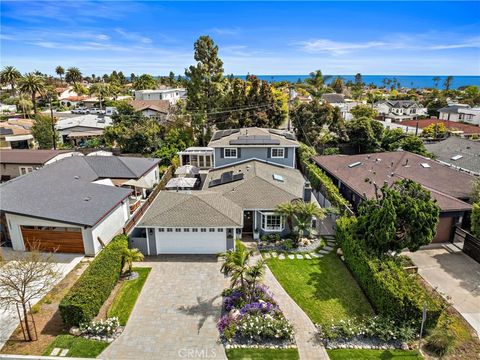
left=142, top=166, right=160, bottom=189
left=84, top=200, right=129, bottom=255
left=5, top=213, right=85, bottom=252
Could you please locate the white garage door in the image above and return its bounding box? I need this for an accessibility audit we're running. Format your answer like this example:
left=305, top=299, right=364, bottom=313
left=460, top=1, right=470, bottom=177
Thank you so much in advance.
left=156, top=228, right=227, bottom=254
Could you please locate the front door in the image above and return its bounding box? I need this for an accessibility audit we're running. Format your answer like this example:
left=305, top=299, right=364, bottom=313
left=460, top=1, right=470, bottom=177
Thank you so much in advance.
left=243, top=211, right=254, bottom=234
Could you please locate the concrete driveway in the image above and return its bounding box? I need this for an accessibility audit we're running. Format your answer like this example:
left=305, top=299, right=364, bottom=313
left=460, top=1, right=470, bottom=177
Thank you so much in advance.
left=407, top=245, right=480, bottom=337
left=0, top=248, right=83, bottom=350
left=101, top=255, right=228, bottom=360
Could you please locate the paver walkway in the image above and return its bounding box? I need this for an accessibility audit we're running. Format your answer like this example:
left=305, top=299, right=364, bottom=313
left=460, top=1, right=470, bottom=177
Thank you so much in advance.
left=0, top=249, right=83, bottom=351
left=256, top=254, right=330, bottom=360
left=406, top=246, right=480, bottom=337
left=101, top=255, right=228, bottom=360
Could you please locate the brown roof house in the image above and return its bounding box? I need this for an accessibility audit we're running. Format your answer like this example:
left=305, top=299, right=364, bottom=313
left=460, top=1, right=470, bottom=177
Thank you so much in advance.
left=129, top=100, right=171, bottom=123
left=313, top=151, right=476, bottom=243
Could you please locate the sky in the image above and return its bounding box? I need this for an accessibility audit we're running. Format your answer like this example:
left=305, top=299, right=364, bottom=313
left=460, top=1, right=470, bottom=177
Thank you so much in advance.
left=1, top=1, right=479, bottom=76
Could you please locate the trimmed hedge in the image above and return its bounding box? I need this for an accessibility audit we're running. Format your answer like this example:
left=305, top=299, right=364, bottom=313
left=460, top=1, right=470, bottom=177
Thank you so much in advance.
left=297, top=143, right=351, bottom=210
left=59, top=235, right=128, bottom=327
left=336, top=216, right=443, bottom=329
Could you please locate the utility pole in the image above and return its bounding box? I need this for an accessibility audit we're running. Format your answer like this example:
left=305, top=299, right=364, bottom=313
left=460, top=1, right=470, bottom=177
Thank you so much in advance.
left=48, top=96, right=56, bottom=150
left=287, top=86, right=294, bottom=131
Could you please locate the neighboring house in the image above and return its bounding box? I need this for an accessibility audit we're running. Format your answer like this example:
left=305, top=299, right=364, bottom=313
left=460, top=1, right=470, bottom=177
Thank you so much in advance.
left=55, top=114, right=112, bottom=146
left=132, top=159, right=315, bottom=255
left=0, top=149, right=81, bottom=181
left=178, top=147, right=214, bottom=171
left=59, top=95, right=88, bottom=108
left=374, top=100, right=427, bottom=121
left=425, top=137, right=480, bottom=176
left=322, top=93, right=359, bottom=120
left=129, top=100, right=171, bottom=122
left=0, top=104, right=17, bottom=113
left=0, top=121, right=35, bottom=150
left=134, top=88, right=186, bottom=104
left=0, top=156, right=160, bottom=255
left=313, top=152, right=475, bottom=243
left=438, top=105, right=480, bottom=126
left=207, top=128, right=299, bottom=169
left=400, top=119, right=480, bottom=138
left=376, top=119, right=421, bottom=135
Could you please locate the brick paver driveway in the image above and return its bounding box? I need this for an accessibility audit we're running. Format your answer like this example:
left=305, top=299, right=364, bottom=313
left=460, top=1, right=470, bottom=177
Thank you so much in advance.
left=101, top=255, right=228, bottom=360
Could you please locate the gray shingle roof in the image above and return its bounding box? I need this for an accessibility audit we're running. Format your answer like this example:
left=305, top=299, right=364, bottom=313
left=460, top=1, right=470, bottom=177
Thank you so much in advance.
left=208, top=127, right=298, bottom=148
left=322, top=93, right=345, bottom=104
left=425, top=137, right=480, bottom=175
left=0, top=156, right=160, bottom=226
left=203, top=160, right=306, bottom=209
left=0, top=149, right=75, bottom=165
left=138, top=191, right=242, bottom=227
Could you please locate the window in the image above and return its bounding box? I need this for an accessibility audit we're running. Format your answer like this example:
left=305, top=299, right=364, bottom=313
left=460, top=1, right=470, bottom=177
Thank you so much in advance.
left=184, top=228, right=190, bottom=232
left=271, top=148, right=284, bottom=158
left=217, top=228, right=224, bottom=232
left=158, top=228, right=165, bottom=232
left=224, top=148, right=237, bottom=158
left=19, top=166, right=33, bottom=175
left=167, top=228, right=173, bottom=232
left=175, top=228, right=181, bottom=232
left=209, top=228, right=215, bottom=232
left=200, top=228, right=207, bottom=232
left=192, top=228, right=198, bottom=232
left=261, top=212, right=284, bottom=231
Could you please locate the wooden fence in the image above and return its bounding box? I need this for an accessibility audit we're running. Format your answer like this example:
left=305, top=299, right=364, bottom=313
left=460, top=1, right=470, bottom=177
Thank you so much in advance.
left=122, top=165, right=174, bottom=235
left=453, top=226, right=480, bottom=264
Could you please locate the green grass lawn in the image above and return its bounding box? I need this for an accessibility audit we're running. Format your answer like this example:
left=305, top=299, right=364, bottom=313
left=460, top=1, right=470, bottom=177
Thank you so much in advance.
left=42, top=335, right=109, bottom=358
left=327, top=349, right=423, bottom=359
left=108, top=267, right=151, bottom=325
left=267, top=253, right=373, bottom=325
left=226, top=348, right=299, bottom=360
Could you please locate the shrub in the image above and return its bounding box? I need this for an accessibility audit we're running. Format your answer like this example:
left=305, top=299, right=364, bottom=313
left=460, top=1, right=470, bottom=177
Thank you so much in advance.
left=336, top=216, right=443, bottom=329
left=426, top=326, right=455, bottom=356
left=59, top=235, right=128, bottom=326
left=80, top=317, right=120, bottom=337
left=282, top=239, right=294, bottom=251
left=237, top=313, right=294, bottom=341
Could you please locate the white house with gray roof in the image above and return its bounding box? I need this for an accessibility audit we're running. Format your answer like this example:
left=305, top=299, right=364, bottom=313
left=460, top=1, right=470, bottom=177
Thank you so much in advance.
left=0, top=156, right=160, bottom=256
left=374, top=100, right=427, bottom=121
left=132, top=159, right=316, bottom=255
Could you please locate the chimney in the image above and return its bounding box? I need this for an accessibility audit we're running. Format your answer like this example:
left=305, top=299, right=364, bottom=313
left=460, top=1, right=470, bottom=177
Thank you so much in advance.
left=303, top=181, right=312, bottom=203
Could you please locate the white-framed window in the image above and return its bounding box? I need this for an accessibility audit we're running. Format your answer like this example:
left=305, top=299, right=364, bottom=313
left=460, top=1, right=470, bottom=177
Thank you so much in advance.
left=224, top=148, right=237, bottom=158
left=175, top=228, right=181, bottom=232
left=260, top=212, right=284, bottom=232
left=217, top=228, right=224, bottom=232
left=271, top=148, right=285, bottom=158
left=158, top=228, right=165, bottom=232
left=19, top=166, right=33, bottom=175
left=201, top=228, right=207, bottom=232
left=167, top=228, right=173, bottom=232
left=192, top=228, right=198, bottom=232
left=184, top=228, right=190, bottom=232
left=209, top=228, right=215, bottom=232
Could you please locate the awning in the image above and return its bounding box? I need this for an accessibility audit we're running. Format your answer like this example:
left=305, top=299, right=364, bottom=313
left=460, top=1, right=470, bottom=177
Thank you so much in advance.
left=67, top=130, right=103, bottom=138
left=5, top=135, right=33, bottom=142
left=165, top=177, right=197, bottom=189
left=124, top=177, right=152, bottom=189
left=175, top=165, right=200, bottom=176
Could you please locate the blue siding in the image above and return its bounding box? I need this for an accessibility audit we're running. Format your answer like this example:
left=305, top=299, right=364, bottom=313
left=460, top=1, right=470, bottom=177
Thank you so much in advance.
left=214, top=146, right=296, bottom=168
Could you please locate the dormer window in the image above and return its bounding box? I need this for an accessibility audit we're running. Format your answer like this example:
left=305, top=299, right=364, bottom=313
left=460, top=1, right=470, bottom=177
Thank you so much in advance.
left=271, top=148, right=285, bottom=158
left=224, top=148, right=238, bottom=158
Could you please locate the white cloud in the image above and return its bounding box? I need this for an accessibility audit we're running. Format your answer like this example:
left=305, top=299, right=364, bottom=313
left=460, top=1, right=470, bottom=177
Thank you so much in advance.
left=210, top=27, right=241, bottom=36
left=115, top=28, right=152, bottom=44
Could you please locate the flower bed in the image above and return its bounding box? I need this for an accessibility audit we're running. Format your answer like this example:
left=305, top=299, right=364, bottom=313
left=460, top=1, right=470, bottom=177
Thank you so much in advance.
left=217, top=285, right=295, bottom=348
left=318, top=316, right=417, bottom=351
left=258, top=237, right=323, bottom=253
left=69, top=317, right=123, bottom=343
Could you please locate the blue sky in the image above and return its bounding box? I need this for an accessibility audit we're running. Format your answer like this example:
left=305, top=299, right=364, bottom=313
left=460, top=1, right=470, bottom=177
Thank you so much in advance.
left=1, top=1, right=479, bottom=76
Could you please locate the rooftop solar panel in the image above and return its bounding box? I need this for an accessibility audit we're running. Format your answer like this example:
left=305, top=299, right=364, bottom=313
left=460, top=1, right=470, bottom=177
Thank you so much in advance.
left=229, top=139, right=281, bottom=145
left=208, top=171, right=244, bottom=188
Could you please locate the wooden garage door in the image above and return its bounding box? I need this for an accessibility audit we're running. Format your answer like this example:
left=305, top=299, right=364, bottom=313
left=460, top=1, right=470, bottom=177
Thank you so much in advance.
left=21, top=226, right=85, bottom=253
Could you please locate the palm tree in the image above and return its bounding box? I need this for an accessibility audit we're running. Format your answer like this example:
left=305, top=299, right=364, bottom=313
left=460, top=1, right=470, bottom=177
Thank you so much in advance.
left=275, top=201, right=298, bottom=234
left=219, top=240, right=254, bottom=290
left=432, top=76, right=441, bottom=89
left=17, top=95, right=33, bottom=118
left=89, top=83, right=110, bottom=110
left=18, top=73, right=46, bottom=115
left=294, top=201, right=326, bottom=241
left=55, top=66, right=65, bottom=82
left=72, top=83, right=88, bottom=96
left=122, top=248, right=144, bottom=275
left=444, top=76, right=454, bottom=91
left=0, top=66, right=22, bottom=96
left=305, top=69, right=331, bottom=99
left=245, top=259, right=265, bottom=302
left=65, top=67, right=82, bottom=85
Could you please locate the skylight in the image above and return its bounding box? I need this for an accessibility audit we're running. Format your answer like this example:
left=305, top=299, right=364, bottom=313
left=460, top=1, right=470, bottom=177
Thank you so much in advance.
left=348, top=161, right=362, bottom=168
left=421, top=163, right=431, bottom=168
left=273, top=174, right=284, bottom=182
left=451, top=155, right=463, bottom=161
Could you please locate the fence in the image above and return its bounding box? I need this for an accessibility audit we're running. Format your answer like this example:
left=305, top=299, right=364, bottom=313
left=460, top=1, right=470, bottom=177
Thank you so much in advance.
left=453, top=226, right=480, bottom=263
left=122, top=165, right=174, bottom=235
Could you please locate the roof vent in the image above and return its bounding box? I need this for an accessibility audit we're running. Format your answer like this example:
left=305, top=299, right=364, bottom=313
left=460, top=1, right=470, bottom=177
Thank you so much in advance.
left=273, top=174, right=284, bottom=182
left=348, top=161, right=362, bottom=168
left=421, top=163, right=431, bottom=168
left=83, top=196, right=91, bottom=201
left=451, top=155, right=463, bottom=161
left=74, top=175, right=80, bottom=180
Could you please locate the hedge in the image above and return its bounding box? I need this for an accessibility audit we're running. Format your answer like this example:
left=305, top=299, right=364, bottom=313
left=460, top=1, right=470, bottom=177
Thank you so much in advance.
left=297, top=143, right=351, bottom=210
left=336, top=216, right=443, bottom=329
left=59, top=234, right=128, bottom=327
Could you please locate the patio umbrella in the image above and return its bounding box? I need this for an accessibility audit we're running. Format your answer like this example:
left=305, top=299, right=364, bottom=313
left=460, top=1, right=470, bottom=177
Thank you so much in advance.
left=165, top=177, right=197, bottom=189
left=175, top=165, right=200, bottom=177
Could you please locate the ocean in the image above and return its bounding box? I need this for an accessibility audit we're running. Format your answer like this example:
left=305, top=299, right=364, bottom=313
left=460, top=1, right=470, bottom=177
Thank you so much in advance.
left=234, top=75, right=480, bottom=89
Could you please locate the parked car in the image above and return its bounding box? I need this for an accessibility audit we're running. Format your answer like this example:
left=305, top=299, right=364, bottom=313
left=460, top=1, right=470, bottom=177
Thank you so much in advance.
left=71, top=107, right=87, bottom=114
left=89, top=108, right=100, bottom=114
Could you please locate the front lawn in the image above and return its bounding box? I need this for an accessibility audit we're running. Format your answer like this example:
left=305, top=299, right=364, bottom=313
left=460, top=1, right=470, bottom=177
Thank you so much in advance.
left=107, top=267, right=151, bottom=325
left=327, top=349, right=423, bottom=359
left=266, top=253, right=373, bottom=325
left=226, top=348, right=299, bottom=360
left=42, top=335, right=109, bottom=358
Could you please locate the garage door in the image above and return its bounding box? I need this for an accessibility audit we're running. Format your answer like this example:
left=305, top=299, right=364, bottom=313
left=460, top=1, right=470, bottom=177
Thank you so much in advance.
left=21, top=226, right=85, bottom=254
left=156, top=228, right=226, bottom=254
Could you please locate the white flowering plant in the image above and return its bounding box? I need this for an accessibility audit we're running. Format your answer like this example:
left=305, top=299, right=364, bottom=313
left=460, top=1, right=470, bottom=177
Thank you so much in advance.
left=80, top=317, right=120, bottom=337
left=237, top=313, right=294, bottom=341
